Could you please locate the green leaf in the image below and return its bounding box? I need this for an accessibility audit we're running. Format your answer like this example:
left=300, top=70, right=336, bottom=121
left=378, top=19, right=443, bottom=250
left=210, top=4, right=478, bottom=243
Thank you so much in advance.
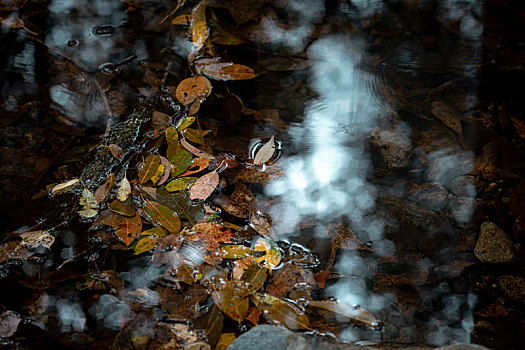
left=134, top=235, right=161, bottom=255
left=144, top=200, right=181, bottom=233
left=156, top=189, right=203, bottom=226
left=140, top=226, right=169, bottom=238
left=165, top=177, right=198, bottom=192
left=238, top=264, right=267, bottom=296
left=175, top=116, right=196, bottom=130
left=220, top=245, right=252, bottom=259
left=212, top=281, right=249, bottom=323
left=138, top=155, right=161, bottom=184
left=167, top=143, right=193, bottom=177
left=183, top=128, right=205, bottom=145
left=165, top=126, right=179, bottom=145
left=108, top=198, right=136, bottom=217
left=252, top=293, right=310, bottom=330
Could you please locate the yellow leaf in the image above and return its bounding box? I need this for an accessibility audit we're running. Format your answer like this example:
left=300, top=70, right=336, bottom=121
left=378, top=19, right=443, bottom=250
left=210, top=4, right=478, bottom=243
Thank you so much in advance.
left=51, top=178, right=80, bottom=195
left=190, top=2, right=207, bottom=50
left=150, top=164, right=165, bottom=184
left=171, top=14, right=191, bottom=25
left=79, top=188, right=99, bottom=218
left=117, top=175, right=131, bottom=202
left=253, top=237, right=281, bottom=270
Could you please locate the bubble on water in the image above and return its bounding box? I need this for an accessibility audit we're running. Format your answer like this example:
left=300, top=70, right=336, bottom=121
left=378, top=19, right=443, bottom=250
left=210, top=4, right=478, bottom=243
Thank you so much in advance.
left=92, top=24, right=116, bottom=36
left=66, top=39, right=80, bottom=47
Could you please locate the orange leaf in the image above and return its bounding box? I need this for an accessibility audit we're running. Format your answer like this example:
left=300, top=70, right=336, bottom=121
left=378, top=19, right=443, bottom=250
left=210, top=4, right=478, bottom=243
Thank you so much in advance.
left=179, top=158, right=210, bottom=176
left=176, top=76, right=210, bottom=105
left=190, top=2, right=207, bottom=50
left=171, top=14, right=191, bottom=25
left=195, top=58, right=257, bottom=81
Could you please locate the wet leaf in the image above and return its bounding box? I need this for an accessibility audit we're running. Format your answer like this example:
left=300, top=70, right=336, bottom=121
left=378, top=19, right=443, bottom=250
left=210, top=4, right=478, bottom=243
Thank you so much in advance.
left=170, top=149, right=194, bottom=177
left=212, top=281, right=249, bottom=323
left=222, top=93, right=244, bottom=125
left=144, top=200, right=181, bottom=234
left=157, top=189, right=203, bottom=225
left=0, top=241, right=31, bottom=264
left=176, top=115, right=196, bottom=130
left=160, top=283, right=208, bottom=319
left=253, top=237, right=281, bottom=270
left=194, top=305, right=224, bottom=349
left=165, top=126, right=179, bottom=144
left=165, top=177, right=198, bottom=192
left=238, top=264, right=267, bottom=296
left=107, top=144, right=124, bottom=160
left=307, top=300, right=380, bottom=328
left=151, top=111, right=171, bottom=138
left=210, top=18, right=247, bottom=46
left=183, top=128, right=206, bottom=145
left=20, top=230, right=55, bottom=250
left=172, top=252, right=198, bottom=285
left=93, top=210, right=142, bottom=245
left=179, top=158, right=210, bottom=176
left=117, top=175, right=131, bottom=202
left=156, top=156, right=172, bottom=186
left=190, top=170, right=219, bottom=200
left=0, top=311, right=22, bottom=338
left=220, top=244, right=252, bottom=259
left=171, top=14, right=191, bottom=25
left=195, top=58, right=257, bottom=81
left=253, top=135, right=275, bottom=165
left=232, top=256, right=257, bottom=281
left=180, top=137, right=215, bottom=159
left=108, top=198, right=136, bottom=217
left=176, top=76, right=210, bottom=105
left=134, top=235, right=161, bottom=255
left=215, top=333, right=236, bottom=350
left=150, top=163, right=165, bottom=184
left=190, top=2, right=207, bottom=51
left=253, top=293, right=310, bottom=330
left=94, top=173, right=116, bottom=203
left=246, top=306, right=261, bottom=326
left=79, top=188, right=99, bottom=218
left=138, top=155, right=161, bottom=184
left=140, top=226, right=169, bottom=238
left=51, top=178, right=79, bottom=195
left=184, top=223, right=233, bottom=253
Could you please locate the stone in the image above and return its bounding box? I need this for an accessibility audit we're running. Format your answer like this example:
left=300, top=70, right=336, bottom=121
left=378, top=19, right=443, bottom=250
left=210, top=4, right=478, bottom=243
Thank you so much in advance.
left=435, top=344, right=491, bottom=350
left=474, top=221, right=515, bottom=264
left=498, top=275, right=525, bottom=304
left=446, top=175, right=477, bottom=198
left=369, top=124, right=412, bottom=170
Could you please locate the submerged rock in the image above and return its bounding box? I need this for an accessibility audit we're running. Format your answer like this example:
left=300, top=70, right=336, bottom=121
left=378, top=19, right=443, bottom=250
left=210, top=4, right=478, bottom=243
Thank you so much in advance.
left=369, top=124, right=412, bottom=170
left=474, top=221, right=515, bottom=264
left=498, top=275, right=525, bottom=304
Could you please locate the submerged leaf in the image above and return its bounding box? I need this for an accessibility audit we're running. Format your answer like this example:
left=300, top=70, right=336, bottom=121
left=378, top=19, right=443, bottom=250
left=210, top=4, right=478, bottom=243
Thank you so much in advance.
left=138, top=155, right=161, bottom=184
left=171, top=14, right=191, bottom=25
left=253, top=135, right=275, bottom=165
left=51, top=178, right=79, bottom=195
left=145, top=201, right=181, bottom=234
left=307, top=300, right=380, bottom=328
left=134, top=235, right=161, bottom=255
left=117, top=175, right=131, bottom=202
left=194, top=305, right=224, bottom=349
left=212, top=281, right=249, bottom=323
left=180, top=138, right=215, bottom=159
left=140, top=226, right=169, bottom=238
left=179, top=158, right=210, bottom=176
left=79, top=188, right=99, bottom=218
left=94, top=174, right=116, bottom=203
left=190, top=2, right=207, bottom=51
left=253, top=293, right=310, bottom=330
left=183, top=128, right=207, bottom=145
left=176, top=76, right=210, bottom=105
left=190, top=170, right=219, bottom=200
left=108, top=199, right=136, bottom=217
left=165, top=177, right=198, bottom=192
left=107, top=144, right=124, bottom=160
left=195, top=58, right=257, bottom=81
left=220, top=245, right=252, bottom=259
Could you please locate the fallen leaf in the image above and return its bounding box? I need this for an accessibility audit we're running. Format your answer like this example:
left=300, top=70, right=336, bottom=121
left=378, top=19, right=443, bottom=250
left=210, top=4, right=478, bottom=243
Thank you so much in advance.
left=117, top=175, right=131, bottom=202
left=156, top=156, right=172, bottom=186
left=0, top=241, right=31, bottom=264
left=171, top=14, right=191, bottom=25
left=79, top=188, right=99, bottom=218
left=134, top=235, right=161, bottom=255
left=94, top=173, right=116, bottom=203
left=194, top=305, right=224, bottom=349
left=107, top=144, right=124, bottom=160
left=183, top=128, right=207, bottom=145
left=237, top=264, right=267, bottom=296
left=20, top=230, right=55, bottom=250
left=215, top=333, right=236, bottom=350
left=93, top=210, right=142, bottom=245
left=195, top=58, right=257, bottom=81
left=179, top=158, right=210, bottom=176
left=108, top=199, right=136, bottom=217
left=220, top=245, right=252, bottom=259
left=165, top=177, right=198, bottom=192
left=150, top=164, right=165, bottom=184
left=138, top=155, right=161, bottom=184
left=51, top=178, right=80, bottom=195
left=181, top=137, right=215, bottom=159
left=307, top=300, right=380, bottom=328
left=253, top=237, right=281, bottom=270
left=190, top=170, right=219, bottom=200
left=253, top=135, right=275, bottom=165
left=252, top=293, right=310, bottom=330
left=176, top=76, right=210, bottom=105
left=176, top=116, right=196, bottom=130
left=190, top=2, right=207, bottom=51
left=151, top=111, right=171, bottom=138
left=222, top=93, right=244, bottom=125
left=144, top=200, right=181, bottom=234
left=165, top=126, right=179, bottom=144
left=212, top=281, right=249, bottom=323
left=140, top=226, right=169, bottom=238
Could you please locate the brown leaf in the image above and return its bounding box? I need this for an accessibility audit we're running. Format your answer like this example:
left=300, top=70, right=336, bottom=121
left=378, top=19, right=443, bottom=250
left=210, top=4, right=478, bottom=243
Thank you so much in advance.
left=190, top=170, right=219, bottom=200
left=176, top=76, right=211, bottom=105
left=94, top=173, right=116, bottom=203
left=180, top=137, right=215, bottom=159
left=307, top=300, right=380, bottom=328
left=108, top=199, right=136, bottom=217
left=117, top=175, right=131, bottom=202
left=93, top=210, right=142, bottom=246
left=0, top=241, right=31, bottom=264
left=195, top=58, right=257, bottom=81
left=253, top=293, right=310, bottom=330
left=190, top=2, right=207, bottom=51
left=20, top=230, right=55, bottom=250
left=222, top=93, right=244, bottom=125
left=156, top=156, right=172, bottom=186
left=107, top=144, right=124, bottom=160
left=221, top=182, right=254, bottom=218
left=212, top=281, right=249, bottom=323
left=144, top=200, right=181, bottom=234
left=151, top=111, right=171, bottom=138
left=160, top=283, right=208, bottom=319
left=238, top=264, right=267, bottom=297
left=171, top=14, right=191, bottom=26
left=194, top=305, right=224, bottom=349
left=183, top=128, right=207, bottom=145
left=253, top=135, right=275, bottom=165
left=138, top=155, right=161, bottom=184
